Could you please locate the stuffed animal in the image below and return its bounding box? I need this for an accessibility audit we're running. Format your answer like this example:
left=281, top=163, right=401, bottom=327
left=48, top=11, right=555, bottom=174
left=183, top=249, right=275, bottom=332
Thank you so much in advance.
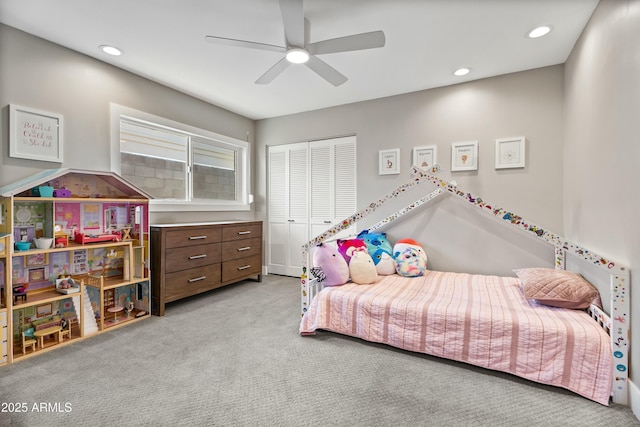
left=357, top=230, right=393, bottom=256
left=349, top=250, right=379, bottom=285
left=311, top=243, right=350, bottom=287
left=393, top=238, right=428, bottom=277
left=336, top=238, right=368, bottom=264
left=357, top=230, right=395, bottom=275
left=370, top=248, right=396, bottom=275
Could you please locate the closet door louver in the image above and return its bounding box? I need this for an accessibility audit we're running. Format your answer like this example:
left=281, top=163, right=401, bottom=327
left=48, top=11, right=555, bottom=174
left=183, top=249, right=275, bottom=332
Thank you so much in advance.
left=309, top=136, right=357, bottom=239
left=334, top=138, right=357, bottom=220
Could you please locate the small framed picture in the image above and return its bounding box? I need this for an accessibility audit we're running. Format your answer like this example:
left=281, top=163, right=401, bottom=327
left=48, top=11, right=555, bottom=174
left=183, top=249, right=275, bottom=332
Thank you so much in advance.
left=36, top=303, right=52, bottom=317
left=495, top=137, right=525, bottom=169
left=379, top=149, right=400, bottom=175
left=451, top=141, right=478, bottom=171
left=412, top=145, right=438, bottom=170
left=28, top=267, right=46, bottom=283
left=25, top=253, right=48, bottom=267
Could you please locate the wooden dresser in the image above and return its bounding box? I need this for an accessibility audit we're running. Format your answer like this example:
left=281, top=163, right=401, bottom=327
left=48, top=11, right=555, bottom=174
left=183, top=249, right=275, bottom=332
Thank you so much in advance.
left=150, top=221, right=262, bottom=316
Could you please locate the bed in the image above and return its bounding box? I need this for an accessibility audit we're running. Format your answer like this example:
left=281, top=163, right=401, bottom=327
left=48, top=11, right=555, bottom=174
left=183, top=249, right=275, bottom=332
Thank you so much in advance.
left=298, top=166, right=630, bottom=406
left=300, top=271, right=612, bottom=404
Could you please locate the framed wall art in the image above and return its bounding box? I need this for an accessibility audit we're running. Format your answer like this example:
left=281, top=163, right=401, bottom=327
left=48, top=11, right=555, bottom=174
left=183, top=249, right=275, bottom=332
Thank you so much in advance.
left=28, top=267, right=46, bottom=283
left=379, top=149, right=400, bottom=175
left=9, top=104, right=64, bottom=163
left=495, top=136, right=526, bottom=169
left=25, top=253, right=48, bottom=267
left=36, top=303, right=53, bottom=317
left=451, top=141, right=478, bottom=171
left=412, top=145, right=438, bottom=170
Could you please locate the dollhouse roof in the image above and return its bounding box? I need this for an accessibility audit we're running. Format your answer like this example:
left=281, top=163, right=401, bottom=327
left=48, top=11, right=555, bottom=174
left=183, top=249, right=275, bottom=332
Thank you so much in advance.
left=0, top=168, right=152, bottom=199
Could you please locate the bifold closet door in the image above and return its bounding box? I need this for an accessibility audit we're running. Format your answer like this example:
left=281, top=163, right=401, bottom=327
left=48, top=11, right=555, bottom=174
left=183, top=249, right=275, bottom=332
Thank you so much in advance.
left=268, top=136, right=356, bottom=277
left=267, top=143, right=309, bottom=276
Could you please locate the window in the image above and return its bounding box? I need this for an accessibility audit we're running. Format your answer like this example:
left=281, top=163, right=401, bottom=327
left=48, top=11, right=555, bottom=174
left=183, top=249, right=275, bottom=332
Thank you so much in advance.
left=110, top=104, right=250, bottom=211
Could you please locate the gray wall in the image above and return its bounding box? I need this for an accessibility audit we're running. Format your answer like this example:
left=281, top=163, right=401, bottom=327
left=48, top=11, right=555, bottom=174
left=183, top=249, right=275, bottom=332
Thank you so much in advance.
left=256, top=65, right=565, bottom=275
left=257, top=65, right=564, bottom=232
left=0, top=24, right=256, bottom=224
left=564, top=0, right=640, bottom=414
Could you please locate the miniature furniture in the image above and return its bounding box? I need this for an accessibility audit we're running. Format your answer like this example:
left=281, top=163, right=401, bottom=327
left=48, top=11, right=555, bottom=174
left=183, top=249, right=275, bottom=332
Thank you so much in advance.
left=107, top=305, right=124, bottom=321
left=33, top=325, right=62, bottom=348
left=21, top=331, right=36, bottom=354
left=151, top=221, right=263, bottom=316
left=12, top=284, right=28, bottom=304
left=59, top=318, right=73, bottom=341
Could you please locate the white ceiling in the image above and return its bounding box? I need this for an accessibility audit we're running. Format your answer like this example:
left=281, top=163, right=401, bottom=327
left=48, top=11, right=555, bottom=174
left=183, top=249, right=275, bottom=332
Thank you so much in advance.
left=0, top=0, right=598, bottom=120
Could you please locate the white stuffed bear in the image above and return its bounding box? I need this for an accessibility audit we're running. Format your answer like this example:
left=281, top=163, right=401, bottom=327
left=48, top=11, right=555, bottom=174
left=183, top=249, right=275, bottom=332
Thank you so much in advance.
left=349, top=250, right=379, bottom=285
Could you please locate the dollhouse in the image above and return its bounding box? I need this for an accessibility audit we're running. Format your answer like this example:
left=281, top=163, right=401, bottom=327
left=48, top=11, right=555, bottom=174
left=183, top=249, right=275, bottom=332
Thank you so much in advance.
left=0, top=169, right=151, bottom=365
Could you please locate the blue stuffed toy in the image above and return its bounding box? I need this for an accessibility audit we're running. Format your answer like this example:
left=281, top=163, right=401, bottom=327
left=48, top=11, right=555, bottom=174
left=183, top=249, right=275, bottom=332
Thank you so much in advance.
left=357, top=230, right=395, bottom=275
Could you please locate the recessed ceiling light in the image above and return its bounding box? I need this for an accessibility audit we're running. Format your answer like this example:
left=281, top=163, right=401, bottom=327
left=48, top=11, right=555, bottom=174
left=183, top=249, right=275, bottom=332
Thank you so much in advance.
left=100, top=45, right=122, bottom=56
left=527, top=26, right=551, bottom=39
left=453, top=68, right=470, bottom=76
left=285, top=48, right=309, bottom=64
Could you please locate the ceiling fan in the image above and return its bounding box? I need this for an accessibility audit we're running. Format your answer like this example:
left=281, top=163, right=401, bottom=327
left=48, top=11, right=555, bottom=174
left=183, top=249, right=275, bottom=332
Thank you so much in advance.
left=205, top=0, right=385, bottom=86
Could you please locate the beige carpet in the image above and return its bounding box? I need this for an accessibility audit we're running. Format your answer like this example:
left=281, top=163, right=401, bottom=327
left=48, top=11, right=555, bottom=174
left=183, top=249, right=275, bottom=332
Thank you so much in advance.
left=1, top=274, right=638, bottom=426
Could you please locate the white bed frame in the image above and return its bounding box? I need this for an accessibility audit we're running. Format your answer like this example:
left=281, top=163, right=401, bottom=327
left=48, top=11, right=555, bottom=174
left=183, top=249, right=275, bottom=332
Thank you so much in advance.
left=300, top=166, right=630, bottom=405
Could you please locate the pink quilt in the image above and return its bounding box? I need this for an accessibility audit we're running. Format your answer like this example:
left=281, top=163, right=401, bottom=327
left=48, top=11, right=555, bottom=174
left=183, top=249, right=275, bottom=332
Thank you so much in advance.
left=300, top=271, right=612, bottom=405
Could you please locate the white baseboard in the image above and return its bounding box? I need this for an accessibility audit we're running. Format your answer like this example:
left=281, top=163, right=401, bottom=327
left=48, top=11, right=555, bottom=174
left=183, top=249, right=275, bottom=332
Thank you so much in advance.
left=262, top=265, right=268, bottom=276
left=631, top=379, right=640, bottom=421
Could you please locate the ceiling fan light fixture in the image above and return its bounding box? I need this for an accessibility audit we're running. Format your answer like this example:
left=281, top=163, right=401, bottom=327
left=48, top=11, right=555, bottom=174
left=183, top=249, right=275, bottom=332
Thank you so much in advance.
left=453, top=67, right=470, bottom=76
left=100, top=45, right=122, bottom=56
left=527, top=26, right=551, bottom=39
left=286, top=48, right=309, bottom=64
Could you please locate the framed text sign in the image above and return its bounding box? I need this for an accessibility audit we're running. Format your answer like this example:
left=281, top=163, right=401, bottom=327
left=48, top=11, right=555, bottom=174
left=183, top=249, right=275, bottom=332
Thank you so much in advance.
left=10, top=104, right=63, bottom=162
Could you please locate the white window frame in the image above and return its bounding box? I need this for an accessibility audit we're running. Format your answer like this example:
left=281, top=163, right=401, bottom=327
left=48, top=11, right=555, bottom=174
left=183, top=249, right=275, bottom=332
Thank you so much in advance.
left=110, top=104, right=250, bottom=212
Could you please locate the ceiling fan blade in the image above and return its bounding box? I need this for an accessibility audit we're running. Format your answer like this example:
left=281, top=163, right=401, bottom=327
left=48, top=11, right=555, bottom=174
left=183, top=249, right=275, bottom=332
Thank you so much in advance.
left=205, top=35, right=285, bottom=53
left=305, top=56, right=348, bottom=86
left=307, top=31, right=386, bottom=55
left=279, top=0, right=305, bottom=47
left=255, top=57, right=290, bottom=84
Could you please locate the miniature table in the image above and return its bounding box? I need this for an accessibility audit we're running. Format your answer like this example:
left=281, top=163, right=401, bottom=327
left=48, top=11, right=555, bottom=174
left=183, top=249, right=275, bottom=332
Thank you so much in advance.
left=33, top=326, right=62, bottom=348
left=107, top=306, right=124, bottom=321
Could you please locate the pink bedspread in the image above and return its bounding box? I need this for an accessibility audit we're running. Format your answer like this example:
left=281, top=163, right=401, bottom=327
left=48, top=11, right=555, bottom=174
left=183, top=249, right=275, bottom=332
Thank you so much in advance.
left=300, top=271, right=612, bottom=405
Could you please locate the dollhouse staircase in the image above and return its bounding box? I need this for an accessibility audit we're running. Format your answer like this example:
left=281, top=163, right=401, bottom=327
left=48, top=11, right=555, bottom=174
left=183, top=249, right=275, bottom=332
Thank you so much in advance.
left=79, top=287, right=99, bottom=336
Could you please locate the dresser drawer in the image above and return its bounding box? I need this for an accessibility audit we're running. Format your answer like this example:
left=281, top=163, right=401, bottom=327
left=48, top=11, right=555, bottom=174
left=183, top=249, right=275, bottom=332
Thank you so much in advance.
left=221, top=237, right=262, bottom=262
left=222, top=255, right=262, bottom=282
left=165, top=243, right=221, bottom=273
left=165, top=264, right=221, bottom=302
left=221, top=223, right=262, bottom=242
left=165, top=227, right=221, bottom=248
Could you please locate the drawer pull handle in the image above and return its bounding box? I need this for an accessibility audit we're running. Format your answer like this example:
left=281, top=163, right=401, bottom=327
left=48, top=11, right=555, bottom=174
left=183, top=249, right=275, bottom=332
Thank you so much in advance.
left=237, top=246, right=251, bottom=252
left=188, top=276, right=206, bottom=283
left=189, top=235, right=207, bottom=240
left=237, top=265, right=251, bottom=271
left=189, top=254, right=207, bottom=260
left=237, top=230, right=251, bottom=235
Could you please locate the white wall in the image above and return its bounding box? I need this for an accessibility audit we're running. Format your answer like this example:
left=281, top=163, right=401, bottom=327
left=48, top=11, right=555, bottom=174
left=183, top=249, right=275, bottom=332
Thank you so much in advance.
left=564, top=0, right=640, bottom=414
left=0, top=24, right=256, bottom=224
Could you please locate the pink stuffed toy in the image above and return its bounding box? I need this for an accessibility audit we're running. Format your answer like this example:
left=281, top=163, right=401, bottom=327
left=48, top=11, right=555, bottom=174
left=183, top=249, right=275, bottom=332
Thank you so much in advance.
left=337, top=238, right=367, bottom=264
left=311, top=243, right=350, bottom=287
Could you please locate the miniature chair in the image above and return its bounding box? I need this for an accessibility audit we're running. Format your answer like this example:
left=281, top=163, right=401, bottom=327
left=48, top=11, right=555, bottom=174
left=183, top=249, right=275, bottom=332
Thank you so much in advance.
left=59, top=318, right=72, bottom=341
left=22, top=329, right=36, bottom=354
left=13, top=283, right=28, bottom=304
